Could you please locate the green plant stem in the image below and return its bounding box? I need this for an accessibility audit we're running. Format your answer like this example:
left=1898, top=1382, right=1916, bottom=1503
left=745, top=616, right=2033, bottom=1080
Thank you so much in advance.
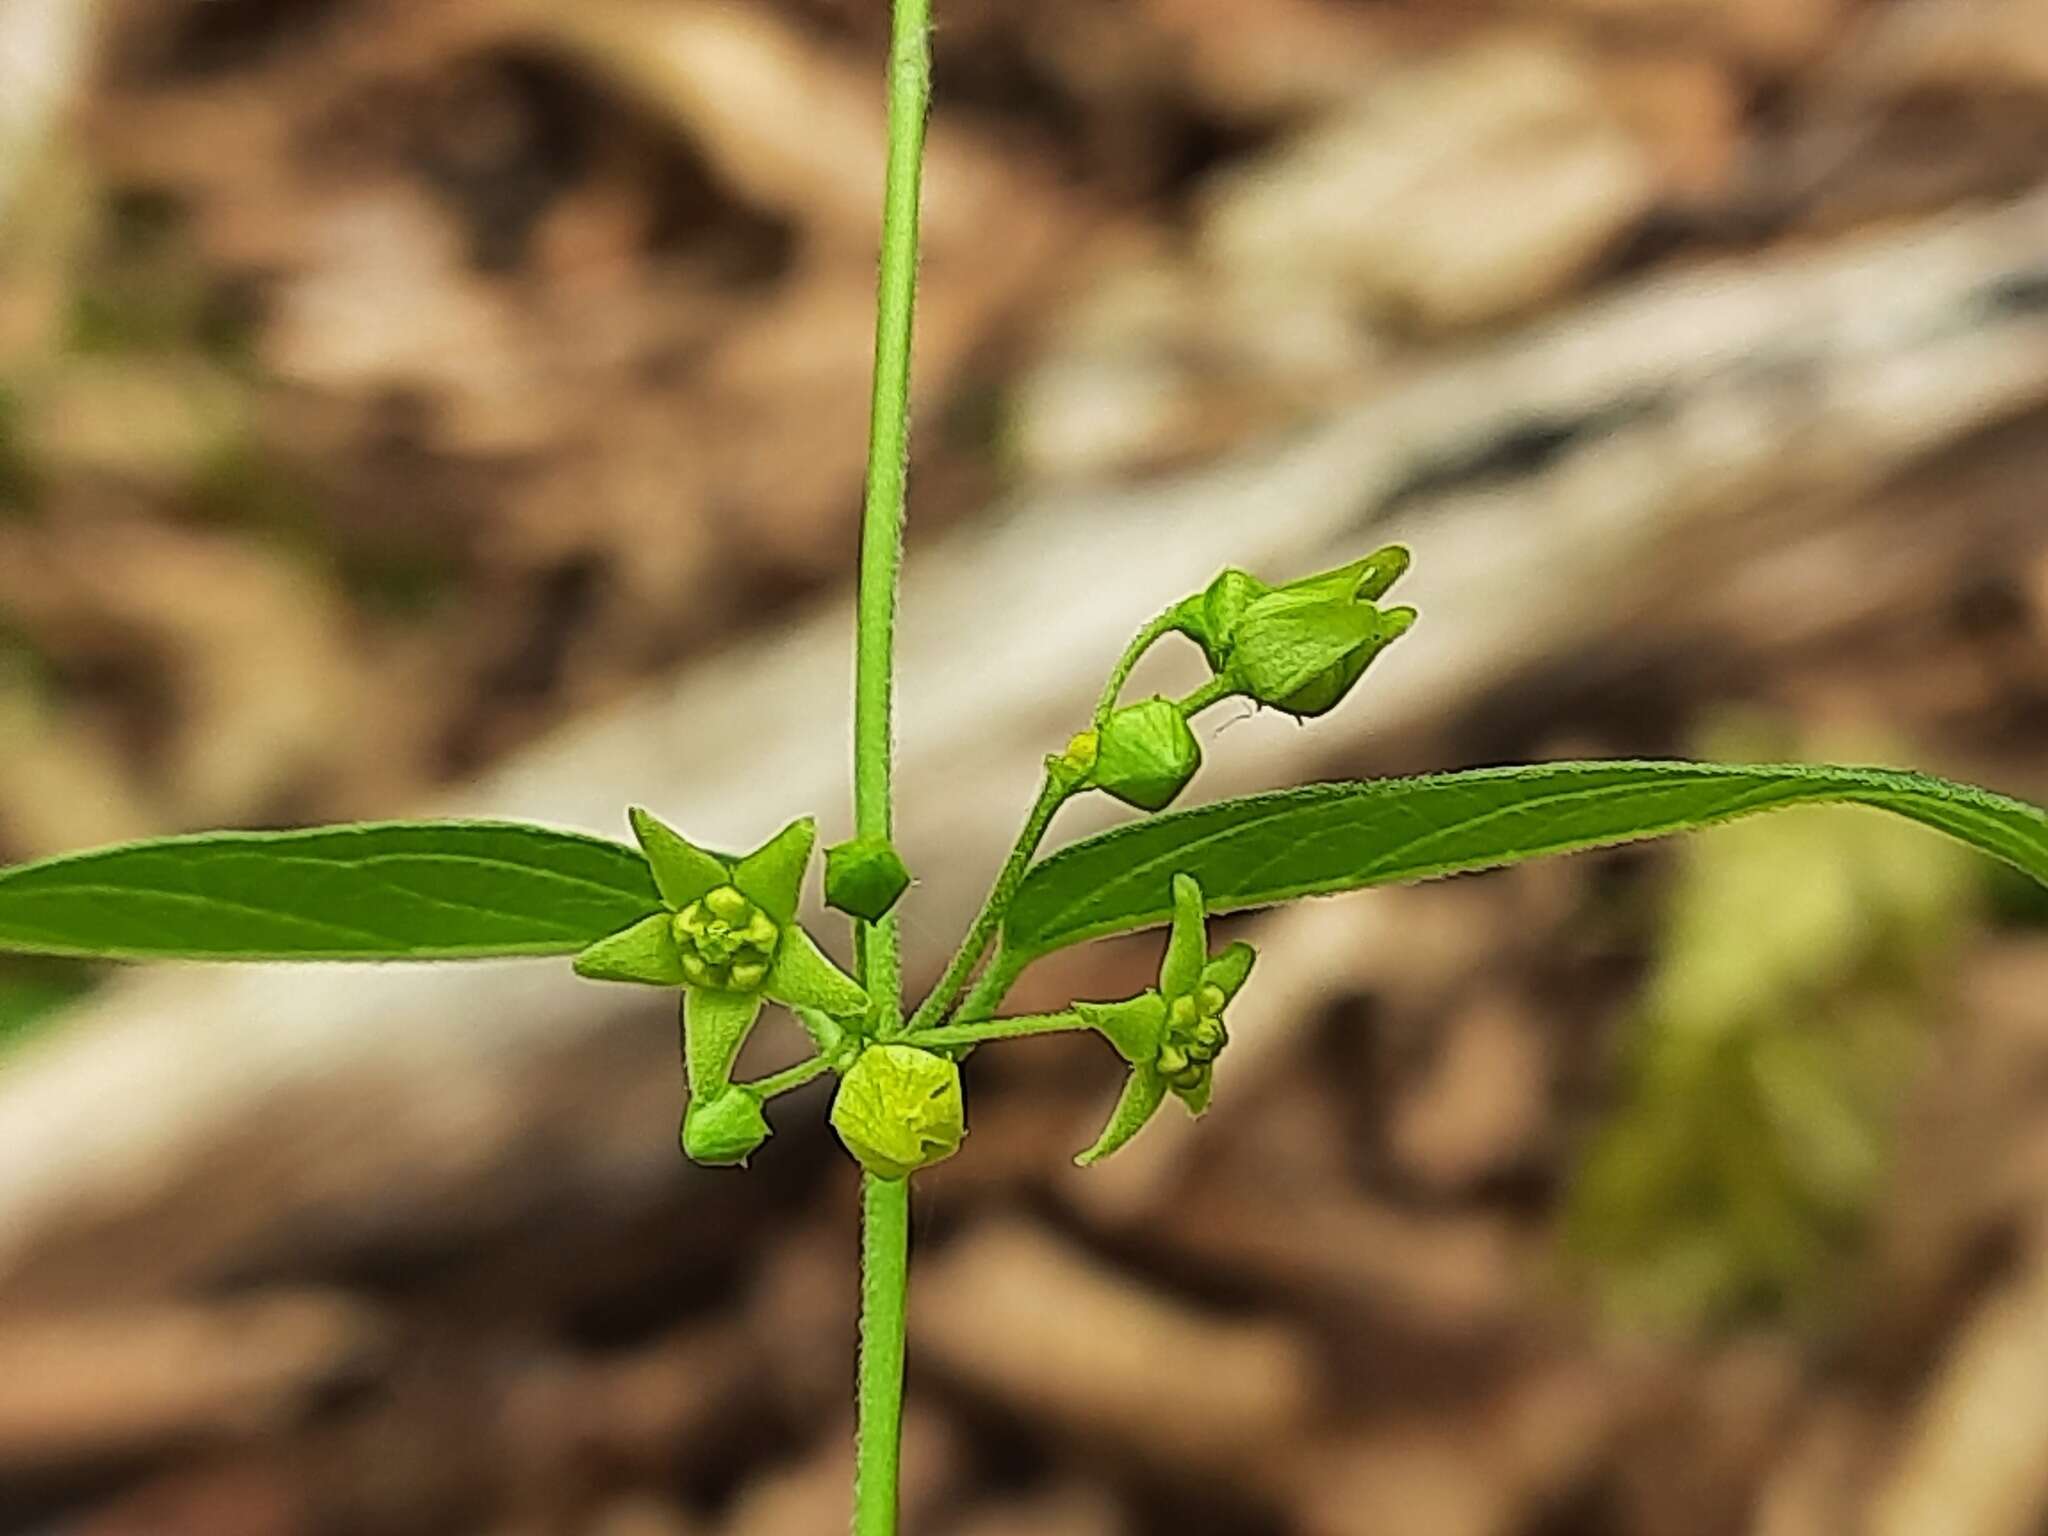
left=910, top=1010, right=1085, bottom=1050
left=1094, top=605, right=1183, bottom=723
left=853, top=0, right=935, bottom=1026
left=908, top=608, right=1226, bottom=1037
left=1178, top=676, right=1237, bottom=717
left=951, top=943, right=1029, bottom=1026
left=903, top=772, right=1073, bottom=1034
left=855, top=1172, right=911, bottom=1536
left=852, top=1, right=932, bottom=1533
left=745, top=1054, right=833, bottom=1101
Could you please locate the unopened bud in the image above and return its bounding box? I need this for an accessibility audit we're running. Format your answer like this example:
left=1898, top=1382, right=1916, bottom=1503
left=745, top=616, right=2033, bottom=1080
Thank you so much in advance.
left=824, top=835, right=912, bottom=923
left=681, top=1087, right=770, bottom=1166
left=831, top=1044, right=966, bottom=1180
left=1091, top=698, right=1201, bottom=812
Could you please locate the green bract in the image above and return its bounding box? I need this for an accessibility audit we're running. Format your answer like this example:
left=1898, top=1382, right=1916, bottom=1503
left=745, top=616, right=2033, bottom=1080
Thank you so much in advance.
left=575, top=809, right=868, bottom=1121
left=1072, top=874, right=1255, bottom=1166
left=1172, top=545, right=1416, bottom=718
left=831, top=1043, right=966, bottom=1180
left=825, top=835, right=913, bottom=922
left=1090, top=698, right=1201, bottom=811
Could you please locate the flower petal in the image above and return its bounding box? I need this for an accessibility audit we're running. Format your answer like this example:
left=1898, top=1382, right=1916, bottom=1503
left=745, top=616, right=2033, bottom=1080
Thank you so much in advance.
left=1075, top=993, right=1167, bottom=1064
left=573, top=913, right=685, bottom=986
left=629, top=807, right=729, bottom=909
left=1279, top=545, right=1410, bottom=604
left=1160, top=873, right=1208, bottom=999
left=682, top=987, right=764, bottom=1101
left=732, top=817, right=816, bottom=924
left=1075, top=1064, right=1169, bottom=1166
left=763, top=925, right=869, bottom=1017
left=1201, top=941, right=1257, bottom=1004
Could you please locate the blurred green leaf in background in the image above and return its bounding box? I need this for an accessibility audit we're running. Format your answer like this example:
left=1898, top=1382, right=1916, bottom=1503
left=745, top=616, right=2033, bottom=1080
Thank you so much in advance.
left=1562, top=722, right=1982, bottom=1330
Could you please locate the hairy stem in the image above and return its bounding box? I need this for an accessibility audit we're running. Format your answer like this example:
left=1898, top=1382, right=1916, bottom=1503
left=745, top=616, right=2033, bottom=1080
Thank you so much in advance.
left=951, top=943, right=1030, bottom=1026
left=910, top=1010, right=1086, bottom=1050
left=902, top=772, right=1073, bottom=1034
left=907, top=600, right=1202, bottom=1037
left=1177, top=675, right=1237, bottom=717
left=853, top=0, right=934, bottom=1025
left=1094, top=604, right=1183, bottom=723
left=852, top=0, right=931, bottom=1532
left=744, top=1055, right=834, bottom=1101
left=855, top=1173, right=911, bottom=1536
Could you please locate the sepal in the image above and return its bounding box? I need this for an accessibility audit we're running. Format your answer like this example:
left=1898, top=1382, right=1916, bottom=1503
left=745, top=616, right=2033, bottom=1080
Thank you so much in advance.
left=731, top=817, right=815, bottom=924
left=682, top=987, right=765, bottom=1101
left=1074, top=993, right=1167, bottom=1064
left=765, top=926, right=870, bottom=1018
left=573, top=913, right=685, bottom=985
left=628, top=807, right=728, bottom=909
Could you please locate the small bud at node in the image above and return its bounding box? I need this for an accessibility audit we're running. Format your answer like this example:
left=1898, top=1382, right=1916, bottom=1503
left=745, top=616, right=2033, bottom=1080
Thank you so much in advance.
left=825, top=835, right=912, bottom=923
left=831, top=1045, right=966, bottom=1180
left=1091, top=698, right=1201, bottom=812
left=681, top=1087, right=770, bottom=1166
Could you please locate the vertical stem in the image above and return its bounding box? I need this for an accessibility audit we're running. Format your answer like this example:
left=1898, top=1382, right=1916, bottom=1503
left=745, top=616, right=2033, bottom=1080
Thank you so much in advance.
left=852, top=0, right=933, bottom=1022
left=852, top=2, right=931, bottom=1534
left=855, top=1173, right=912, bottom=1536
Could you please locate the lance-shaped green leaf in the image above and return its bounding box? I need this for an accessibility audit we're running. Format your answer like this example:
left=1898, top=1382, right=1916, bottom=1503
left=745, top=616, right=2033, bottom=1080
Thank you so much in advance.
left=0, top=821, right=661, bottom=961
left=1006, top=761, right=2048, bottom=958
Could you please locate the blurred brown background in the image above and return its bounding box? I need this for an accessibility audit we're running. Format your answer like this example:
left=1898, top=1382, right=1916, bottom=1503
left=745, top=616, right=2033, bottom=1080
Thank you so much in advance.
left=2, top=0, right=2047, bottom=1533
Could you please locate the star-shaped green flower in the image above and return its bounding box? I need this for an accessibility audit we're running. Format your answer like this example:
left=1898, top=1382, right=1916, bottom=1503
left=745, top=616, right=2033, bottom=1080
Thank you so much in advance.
left=575, top=809, right=869, bottom=1120
left=1072, top=873, right=1254, bottom=1166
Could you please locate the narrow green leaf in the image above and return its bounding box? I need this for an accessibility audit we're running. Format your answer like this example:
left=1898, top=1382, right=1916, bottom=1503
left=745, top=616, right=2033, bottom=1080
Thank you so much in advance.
left=0, top=821, right=662, bottom=961
left=1006, top=761, right=2048, bottom=957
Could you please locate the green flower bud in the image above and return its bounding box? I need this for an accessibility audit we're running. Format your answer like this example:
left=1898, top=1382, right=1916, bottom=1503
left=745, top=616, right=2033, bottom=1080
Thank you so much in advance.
left=1234, top=597, right=1413, bottom=719
left=1175, top=568, right=1267, bottom=672
left=1091, top=698, right=1201, bottom=812
left=681, top=1086, right=771, bottom=1166
left=825, top=835, right=912, bottom=923
left=1170, top=546, right=1415, bottom=720
left=831, top=1044, right=966, bottom=1180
